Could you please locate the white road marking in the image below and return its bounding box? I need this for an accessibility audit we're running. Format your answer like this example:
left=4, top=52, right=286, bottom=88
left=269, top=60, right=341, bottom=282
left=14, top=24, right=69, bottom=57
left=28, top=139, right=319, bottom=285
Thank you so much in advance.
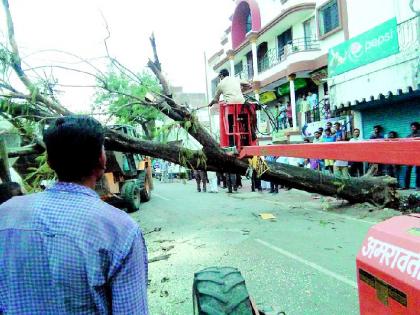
left=261, top=199, right=376, bottom=225
left=255, top=239, right=358, bottom=289
left=154, top=193, right=170, bottom=201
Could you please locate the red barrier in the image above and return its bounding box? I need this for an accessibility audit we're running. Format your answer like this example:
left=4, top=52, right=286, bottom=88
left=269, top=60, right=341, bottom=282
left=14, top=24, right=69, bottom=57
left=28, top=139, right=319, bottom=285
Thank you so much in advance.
left=239, top=139, right=420, bottom=166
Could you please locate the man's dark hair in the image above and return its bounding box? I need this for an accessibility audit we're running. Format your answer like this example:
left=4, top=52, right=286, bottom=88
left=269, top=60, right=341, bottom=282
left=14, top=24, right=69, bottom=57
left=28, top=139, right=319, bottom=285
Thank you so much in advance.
left=318, top=127, right=324, bottom=131
left=334, top=122, right=340, bottom=126
left=219, top=69, right=229, bottom=78
left=373, top=125, right=382, bottom=130
left=325, top=128, right=332, bottom=133
left=354, top=128, right=360, bottom=132
left=0, top=182, right=22, bottom=204
left=388, top=131, right=398, bottom=138
left=410, top=122, right=419, bottom=129
left=43, top=115, right=105, bottom=182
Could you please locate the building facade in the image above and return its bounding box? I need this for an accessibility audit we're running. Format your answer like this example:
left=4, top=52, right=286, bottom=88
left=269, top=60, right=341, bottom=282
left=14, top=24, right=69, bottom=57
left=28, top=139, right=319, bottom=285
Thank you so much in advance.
left=206, top=0, right=419, bottom=143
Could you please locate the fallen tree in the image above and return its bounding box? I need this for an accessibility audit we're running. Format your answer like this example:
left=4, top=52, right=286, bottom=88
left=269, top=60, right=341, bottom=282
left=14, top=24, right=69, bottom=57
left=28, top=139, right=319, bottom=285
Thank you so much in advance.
left=0, top=0, right=400, bottom=208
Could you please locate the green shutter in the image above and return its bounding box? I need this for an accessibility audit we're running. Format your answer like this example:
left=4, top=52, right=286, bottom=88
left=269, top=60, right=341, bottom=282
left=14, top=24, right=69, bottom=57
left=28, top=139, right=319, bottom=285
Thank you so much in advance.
left=362, top=102, right=419, bottom=139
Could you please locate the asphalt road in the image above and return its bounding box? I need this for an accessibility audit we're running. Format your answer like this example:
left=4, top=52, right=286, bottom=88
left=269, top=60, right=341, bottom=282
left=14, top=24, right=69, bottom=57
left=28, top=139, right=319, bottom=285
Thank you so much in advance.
left=131, top=180, right=400, bottom=315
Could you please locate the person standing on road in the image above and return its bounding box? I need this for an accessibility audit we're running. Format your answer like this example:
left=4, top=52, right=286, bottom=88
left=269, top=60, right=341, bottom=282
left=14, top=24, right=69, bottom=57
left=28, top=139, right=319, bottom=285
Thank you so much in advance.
left=404, top=122, right=419, bottom=189
left=0, top=116, right=149, bottom=314
left=322, top=128, right=336, bottom=174
left=249, top=155, right=262, bottom=192
left=207, top=171, right=219, bottom=193
left=266, top=155, right=279, bottom=193
left=225, top=172, right=237, bottom=193
left=349, top=128, right=364, bottom=177
left=369, top=125, right=385, bottom=176
left=384, top=131, right=400, bottom=181
left=194, top=170, right=207, bottom=192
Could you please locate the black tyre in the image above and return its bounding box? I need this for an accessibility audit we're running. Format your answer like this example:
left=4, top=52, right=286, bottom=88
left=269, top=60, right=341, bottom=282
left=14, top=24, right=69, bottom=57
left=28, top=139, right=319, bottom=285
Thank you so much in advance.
left=193, top=266, right=253, bottom=315
left=120, top=179, right=141, bottom=212
left=138, top=172, right=152, bottom=202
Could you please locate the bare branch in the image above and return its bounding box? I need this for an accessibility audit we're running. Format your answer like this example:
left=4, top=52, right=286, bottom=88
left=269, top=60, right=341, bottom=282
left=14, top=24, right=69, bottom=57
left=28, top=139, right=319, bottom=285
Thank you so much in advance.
left=149, top=33, right=161, bottom=71
left=1, top=0, right=71, bottom=116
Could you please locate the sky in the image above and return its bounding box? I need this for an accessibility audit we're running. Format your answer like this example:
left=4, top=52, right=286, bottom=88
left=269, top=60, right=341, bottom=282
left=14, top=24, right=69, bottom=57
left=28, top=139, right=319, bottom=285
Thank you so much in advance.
left=0, top=0, right=235, bottom=112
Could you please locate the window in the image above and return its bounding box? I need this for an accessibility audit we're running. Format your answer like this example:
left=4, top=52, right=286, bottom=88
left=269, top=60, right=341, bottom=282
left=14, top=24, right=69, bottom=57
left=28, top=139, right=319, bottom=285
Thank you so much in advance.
left=319, top=0, right=340, bottom=36
left=246, top=51, right=253, bottom=79
left=257, top=42, right=268, bottom=72
left=245, top=13, right=252, bottom=33
left=234, top=61, right=243, bottom=76
left=277, top=28, right=292, bottom=56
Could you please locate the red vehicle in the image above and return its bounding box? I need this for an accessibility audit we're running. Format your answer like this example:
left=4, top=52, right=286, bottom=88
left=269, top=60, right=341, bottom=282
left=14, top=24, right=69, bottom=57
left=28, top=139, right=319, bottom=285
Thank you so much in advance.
left=192, top=101, right=420, bottom=315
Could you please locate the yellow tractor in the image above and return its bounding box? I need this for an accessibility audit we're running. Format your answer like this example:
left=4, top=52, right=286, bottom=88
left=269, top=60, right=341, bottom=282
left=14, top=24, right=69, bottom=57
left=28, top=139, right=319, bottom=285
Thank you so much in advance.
left=96, top=125, right=152, bottom=212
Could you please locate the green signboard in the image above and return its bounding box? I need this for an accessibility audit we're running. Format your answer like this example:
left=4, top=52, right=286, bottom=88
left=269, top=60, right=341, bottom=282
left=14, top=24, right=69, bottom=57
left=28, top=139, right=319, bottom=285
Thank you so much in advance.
left=328, top=18, right=399, bottom=76
left=277, top=78, right=308, bottom=96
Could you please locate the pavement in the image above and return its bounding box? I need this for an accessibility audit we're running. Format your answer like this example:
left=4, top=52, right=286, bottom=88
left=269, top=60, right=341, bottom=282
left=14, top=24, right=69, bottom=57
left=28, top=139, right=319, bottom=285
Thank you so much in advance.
left=130, top=179, right=401, bottom=315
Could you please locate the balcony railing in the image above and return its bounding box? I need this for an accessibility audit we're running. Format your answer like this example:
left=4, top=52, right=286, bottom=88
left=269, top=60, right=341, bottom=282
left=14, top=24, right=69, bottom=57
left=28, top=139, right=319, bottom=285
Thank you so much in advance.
left=235, top=63, right=254, bottom=81
left=258, top=37, right=320, bottom=73
left=397, top=15, right=420, bottom=51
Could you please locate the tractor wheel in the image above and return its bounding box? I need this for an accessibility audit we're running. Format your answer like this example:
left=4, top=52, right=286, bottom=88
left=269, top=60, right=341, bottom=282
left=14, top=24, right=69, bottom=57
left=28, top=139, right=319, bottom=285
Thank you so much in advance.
left=120, top=179, right=141, bottom=212
left=193, top=266, right=253, bottom=315
left=138, top=172, right=152, bottom=202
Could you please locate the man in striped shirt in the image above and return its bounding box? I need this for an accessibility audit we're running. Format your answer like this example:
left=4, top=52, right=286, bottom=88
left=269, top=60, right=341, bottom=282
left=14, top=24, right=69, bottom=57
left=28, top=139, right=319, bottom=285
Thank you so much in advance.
left=0, top=116, right=149, bottom=314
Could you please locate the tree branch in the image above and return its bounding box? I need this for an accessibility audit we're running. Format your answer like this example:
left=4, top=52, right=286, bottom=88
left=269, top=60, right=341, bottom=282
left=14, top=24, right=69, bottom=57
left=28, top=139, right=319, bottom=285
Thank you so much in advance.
left=2, top=0, right=71, bottom=116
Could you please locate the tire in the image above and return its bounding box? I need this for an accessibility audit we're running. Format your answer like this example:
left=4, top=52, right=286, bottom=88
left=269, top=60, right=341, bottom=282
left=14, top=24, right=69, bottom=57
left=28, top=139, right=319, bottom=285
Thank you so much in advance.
left=138, top=172, right=152, bottom=202
left=120, top=179, right=141, bottom=212
left=193, top=266, right=253, bottom=315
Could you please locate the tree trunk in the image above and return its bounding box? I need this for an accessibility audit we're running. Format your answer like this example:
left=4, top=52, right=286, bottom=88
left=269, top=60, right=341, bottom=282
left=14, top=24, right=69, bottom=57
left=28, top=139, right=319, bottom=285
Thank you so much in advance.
left=104, top=129, right=399, bottom=207
left=264, top=162, right=398, bottom=207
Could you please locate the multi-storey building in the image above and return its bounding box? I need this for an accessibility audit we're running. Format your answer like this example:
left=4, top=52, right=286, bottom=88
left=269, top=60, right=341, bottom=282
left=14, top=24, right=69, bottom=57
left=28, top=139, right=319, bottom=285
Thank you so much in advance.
left=206, top=0, right=419, bottom=142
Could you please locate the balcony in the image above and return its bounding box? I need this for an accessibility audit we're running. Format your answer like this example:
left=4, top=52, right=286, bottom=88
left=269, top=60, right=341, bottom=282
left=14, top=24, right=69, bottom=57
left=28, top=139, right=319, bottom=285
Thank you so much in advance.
left=398, top=15, right=420, bottom=52
left=257, top=37, right=320, bottom=74
left=235, top=63, right=254, bottom=81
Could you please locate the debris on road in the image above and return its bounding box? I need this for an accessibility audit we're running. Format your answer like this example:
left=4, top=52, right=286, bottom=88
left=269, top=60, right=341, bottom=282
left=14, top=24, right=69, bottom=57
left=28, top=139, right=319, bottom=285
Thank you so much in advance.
left=154, top=239, right=175, bottom=243
left=161, top=277, right=170, bottom=283
left=259, top=213, right=276, bottom=221
left=144, top=227, right=162, bottom=235
left=162, top=245, right=175, bottom=252
left=149, top=254, right=171, bottom=263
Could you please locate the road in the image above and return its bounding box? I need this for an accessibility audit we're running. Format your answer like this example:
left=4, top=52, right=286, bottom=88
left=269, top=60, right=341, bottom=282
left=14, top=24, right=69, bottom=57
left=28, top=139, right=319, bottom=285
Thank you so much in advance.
left=130, top=180, right=400, bottom=315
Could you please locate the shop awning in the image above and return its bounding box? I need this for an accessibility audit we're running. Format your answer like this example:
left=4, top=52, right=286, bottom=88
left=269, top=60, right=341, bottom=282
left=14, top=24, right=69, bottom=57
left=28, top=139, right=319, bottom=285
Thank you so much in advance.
left=338, top=87, right=420, bottom=112
left=277, top=78, right=307, bottom=96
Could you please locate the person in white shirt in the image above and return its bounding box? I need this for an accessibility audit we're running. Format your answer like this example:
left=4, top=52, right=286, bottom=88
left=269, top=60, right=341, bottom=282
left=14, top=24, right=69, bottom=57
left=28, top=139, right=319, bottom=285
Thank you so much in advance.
left=208, top=69, right=251, bottom=106
left=349, top=128, right=364, bottom=177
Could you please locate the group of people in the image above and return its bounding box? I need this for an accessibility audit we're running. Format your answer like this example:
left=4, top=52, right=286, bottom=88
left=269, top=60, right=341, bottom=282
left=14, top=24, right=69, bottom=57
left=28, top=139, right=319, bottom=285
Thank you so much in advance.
left=156, top=160, right=188, bottom=183
left=365, top=122, right=419, bottom=189
left=269, top=91, right=322, bottom=131
left=299, top=121, right=419, bottom=189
